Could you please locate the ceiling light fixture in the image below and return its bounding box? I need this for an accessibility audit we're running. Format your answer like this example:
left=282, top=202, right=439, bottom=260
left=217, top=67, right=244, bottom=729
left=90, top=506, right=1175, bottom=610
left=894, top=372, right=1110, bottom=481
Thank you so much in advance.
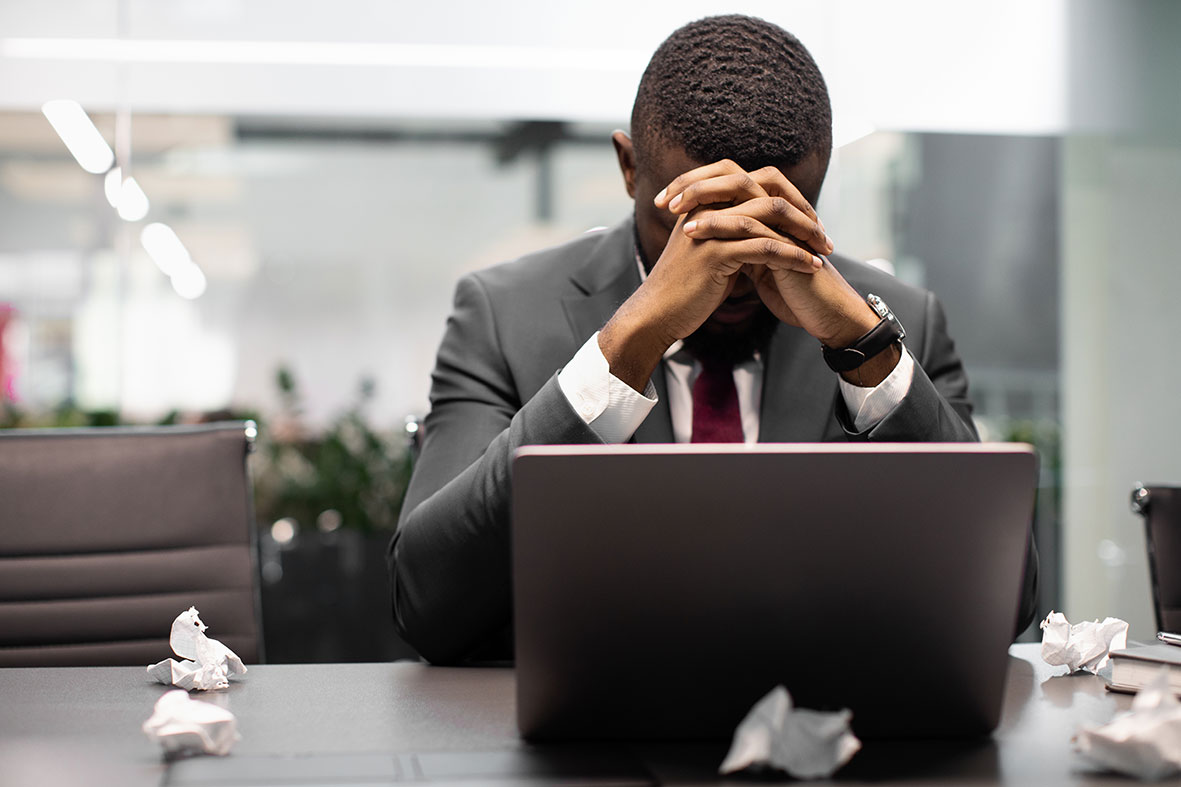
left=104, top=166, right=123, bottom=207
left=115, top=176, right=150, bottom=222
left=6, top=38, right=645, bottom=72
left=41, top=99, right=115, bottom=174
left=141, top=222, right=207, bottom=299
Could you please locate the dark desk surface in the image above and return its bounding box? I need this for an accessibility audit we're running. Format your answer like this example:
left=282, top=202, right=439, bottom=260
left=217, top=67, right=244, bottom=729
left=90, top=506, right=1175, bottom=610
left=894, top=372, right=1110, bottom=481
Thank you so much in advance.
left=0, top=644, right=1164, bottom=785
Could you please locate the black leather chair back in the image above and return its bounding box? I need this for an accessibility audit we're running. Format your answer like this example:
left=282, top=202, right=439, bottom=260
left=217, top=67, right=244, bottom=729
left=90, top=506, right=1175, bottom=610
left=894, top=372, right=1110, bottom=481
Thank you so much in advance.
left=1132, top=484, right=1181, bottom=633
left=0, top=422, right=263, bottom=666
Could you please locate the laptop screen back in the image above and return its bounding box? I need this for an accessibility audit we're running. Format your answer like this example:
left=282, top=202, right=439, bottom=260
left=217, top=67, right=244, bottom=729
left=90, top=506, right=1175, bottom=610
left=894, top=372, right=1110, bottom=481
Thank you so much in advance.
left=512, top=443, right=1035, bottom=741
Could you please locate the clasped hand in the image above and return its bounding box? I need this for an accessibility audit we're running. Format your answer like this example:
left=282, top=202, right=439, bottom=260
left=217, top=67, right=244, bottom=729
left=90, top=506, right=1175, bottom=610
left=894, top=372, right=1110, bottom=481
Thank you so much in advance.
left=599, top=159, right=886, bottom=392
left=651, top=159, right=871, bottom=348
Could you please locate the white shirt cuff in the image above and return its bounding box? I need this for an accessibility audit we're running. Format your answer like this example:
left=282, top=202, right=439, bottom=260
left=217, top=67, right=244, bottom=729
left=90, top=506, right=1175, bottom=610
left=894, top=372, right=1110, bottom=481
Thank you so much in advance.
left=557, top=332, right=658, bottom=444
left=837, top=344, right=915, bottom=432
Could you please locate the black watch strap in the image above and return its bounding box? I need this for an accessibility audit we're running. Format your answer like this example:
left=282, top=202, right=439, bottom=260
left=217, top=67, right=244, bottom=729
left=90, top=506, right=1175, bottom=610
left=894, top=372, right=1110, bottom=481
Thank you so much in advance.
left=821, top=294, right=906, bottom=373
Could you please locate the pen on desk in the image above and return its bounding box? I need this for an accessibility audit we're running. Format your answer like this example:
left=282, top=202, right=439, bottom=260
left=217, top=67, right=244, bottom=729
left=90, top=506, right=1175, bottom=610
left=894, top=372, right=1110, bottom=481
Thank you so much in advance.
left=1157, top=631, right=1181, bottom=647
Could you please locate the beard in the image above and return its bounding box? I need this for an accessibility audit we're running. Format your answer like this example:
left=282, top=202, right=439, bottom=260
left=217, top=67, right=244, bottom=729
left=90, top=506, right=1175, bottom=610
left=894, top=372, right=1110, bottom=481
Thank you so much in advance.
left=682, top=305, right=779, bottom=365
left=634, top=229, right=779, bottom=365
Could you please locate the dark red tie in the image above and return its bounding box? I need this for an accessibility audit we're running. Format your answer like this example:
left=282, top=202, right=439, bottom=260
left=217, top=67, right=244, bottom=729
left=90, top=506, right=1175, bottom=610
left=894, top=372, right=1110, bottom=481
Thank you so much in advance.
left=691, top=358, right=744, bottom=443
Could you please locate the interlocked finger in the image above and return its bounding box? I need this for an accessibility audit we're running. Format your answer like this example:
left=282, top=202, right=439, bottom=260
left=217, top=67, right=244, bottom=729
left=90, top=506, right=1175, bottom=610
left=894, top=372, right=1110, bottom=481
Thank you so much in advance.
left=684, top=197, right=831, bottom=254
left=654, top=159, right=749, bottom=210
left=723, top=236, right=824, bottom=274
left=664, top=172, right=769, bottom=214
left=746, top=166, right=821, bottom=225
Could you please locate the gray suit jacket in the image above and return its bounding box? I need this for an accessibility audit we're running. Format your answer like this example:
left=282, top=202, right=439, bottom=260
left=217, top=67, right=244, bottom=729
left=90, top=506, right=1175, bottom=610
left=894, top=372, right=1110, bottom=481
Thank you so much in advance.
left=389, top=217, right=1035, bottom=664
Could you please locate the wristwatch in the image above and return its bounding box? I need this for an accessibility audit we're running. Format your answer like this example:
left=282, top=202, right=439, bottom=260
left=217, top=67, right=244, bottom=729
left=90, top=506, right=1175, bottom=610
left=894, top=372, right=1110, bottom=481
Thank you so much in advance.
left=821, top=294, right=906, bottom=373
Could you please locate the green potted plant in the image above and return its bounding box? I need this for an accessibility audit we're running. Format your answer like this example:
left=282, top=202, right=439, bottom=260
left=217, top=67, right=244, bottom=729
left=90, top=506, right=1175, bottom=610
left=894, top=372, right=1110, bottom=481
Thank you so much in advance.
left=251, top=366, right=417, bottom=662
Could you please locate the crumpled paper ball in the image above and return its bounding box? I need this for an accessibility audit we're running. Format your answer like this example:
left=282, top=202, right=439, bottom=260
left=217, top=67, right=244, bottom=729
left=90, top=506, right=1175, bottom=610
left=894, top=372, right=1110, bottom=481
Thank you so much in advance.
left=147, top=607, right=247, bottom=691
left=142, top=689, right=239, bottom=756
left=1040, top=610, right=1128, bottom=674
left=719, top=685, right=861, bottom=779
left=1075, top=669, right=1181, bottom=780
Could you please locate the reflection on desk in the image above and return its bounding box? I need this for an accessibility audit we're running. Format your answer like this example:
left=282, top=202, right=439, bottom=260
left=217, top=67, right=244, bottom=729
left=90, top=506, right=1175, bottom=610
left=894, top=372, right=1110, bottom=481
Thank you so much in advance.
left=0, top=644, right=1141, bottom=786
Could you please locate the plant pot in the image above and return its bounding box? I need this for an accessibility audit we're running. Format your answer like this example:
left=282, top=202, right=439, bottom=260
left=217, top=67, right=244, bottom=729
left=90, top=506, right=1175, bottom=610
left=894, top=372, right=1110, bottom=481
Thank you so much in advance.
left=258, top=529, right=419, bottom=663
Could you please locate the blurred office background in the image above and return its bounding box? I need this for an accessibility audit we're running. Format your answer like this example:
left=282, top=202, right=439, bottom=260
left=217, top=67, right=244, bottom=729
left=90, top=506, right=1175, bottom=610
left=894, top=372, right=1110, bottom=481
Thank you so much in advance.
left=0, top=0, right=1178, bottom=656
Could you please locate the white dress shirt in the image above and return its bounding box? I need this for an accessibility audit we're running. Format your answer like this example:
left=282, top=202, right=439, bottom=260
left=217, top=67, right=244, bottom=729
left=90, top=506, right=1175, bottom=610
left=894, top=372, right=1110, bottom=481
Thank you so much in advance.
left=558, top=331, right=914, bottom=444
left=556, top=251, right=914, bottom=443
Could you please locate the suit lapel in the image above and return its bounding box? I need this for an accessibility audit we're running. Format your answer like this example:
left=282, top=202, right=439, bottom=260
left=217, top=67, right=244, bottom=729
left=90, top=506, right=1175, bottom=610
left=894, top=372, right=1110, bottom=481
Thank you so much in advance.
left=557, top=219, right=849, bottom=445
left=560, top=222, right=639, bottom=353
left=559, top=236, right=842, bottom=445
left=758, top=322, right=841, bottom=442
left=559, top=219, right=674, bottom=444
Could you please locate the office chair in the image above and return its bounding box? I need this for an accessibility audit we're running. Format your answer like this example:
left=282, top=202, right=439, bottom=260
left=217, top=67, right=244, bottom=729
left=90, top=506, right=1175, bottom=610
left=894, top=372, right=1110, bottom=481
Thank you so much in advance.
left=1132, top=484, right=1181, bottom=633
left=0, top=422, right=263, bottom=666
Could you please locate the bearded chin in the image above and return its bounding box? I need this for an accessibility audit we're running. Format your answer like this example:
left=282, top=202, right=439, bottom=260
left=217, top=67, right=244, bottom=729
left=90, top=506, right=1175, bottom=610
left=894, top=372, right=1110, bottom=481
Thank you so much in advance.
left=682, top=305, right=779, bottom=365
left=633, top=230, right=779, bottom=365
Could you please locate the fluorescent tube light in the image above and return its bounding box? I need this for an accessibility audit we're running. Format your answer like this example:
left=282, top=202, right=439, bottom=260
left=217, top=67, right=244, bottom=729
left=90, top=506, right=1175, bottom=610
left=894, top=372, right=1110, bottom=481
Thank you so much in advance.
left=141, top=222, right=190, bottom=277
left=41, top=99, right=115, bottom=174
left=104, top=167, right=122, bottom=207
left=170, top=263, right=207, bottom=300
left=116, top=177, right=150, bottom=222
left=5, top=38, right=645, bottom=72
left=141, top=223, right=207, bottom=299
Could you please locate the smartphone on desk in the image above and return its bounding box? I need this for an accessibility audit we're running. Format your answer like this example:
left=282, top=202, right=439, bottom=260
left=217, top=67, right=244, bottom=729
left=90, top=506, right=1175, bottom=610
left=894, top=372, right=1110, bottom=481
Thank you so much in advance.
left=1157, top=631, right=1181, bottom=647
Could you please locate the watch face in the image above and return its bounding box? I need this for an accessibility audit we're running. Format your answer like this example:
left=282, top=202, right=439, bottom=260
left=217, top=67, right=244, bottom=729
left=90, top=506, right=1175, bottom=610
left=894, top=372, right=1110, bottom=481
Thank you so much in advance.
left=867, top=294, right=890, bottom=319
left=866, top=294, right=906, bottom=343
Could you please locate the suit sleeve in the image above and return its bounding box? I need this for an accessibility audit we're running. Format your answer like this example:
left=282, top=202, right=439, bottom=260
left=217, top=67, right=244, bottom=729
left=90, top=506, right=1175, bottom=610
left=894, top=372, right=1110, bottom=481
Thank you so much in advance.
left=388, top=274, right=602, bottom=664
left=837, top=290, right=1039, bottom=637
left=837, top=291, right=977, bottom=442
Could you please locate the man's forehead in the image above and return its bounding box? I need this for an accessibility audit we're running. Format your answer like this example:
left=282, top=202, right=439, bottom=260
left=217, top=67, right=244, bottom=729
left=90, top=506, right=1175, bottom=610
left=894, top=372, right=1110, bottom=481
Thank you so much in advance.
left=635, top=142, right=703, bottom=190
left=640, top=143, right=828, bottom=205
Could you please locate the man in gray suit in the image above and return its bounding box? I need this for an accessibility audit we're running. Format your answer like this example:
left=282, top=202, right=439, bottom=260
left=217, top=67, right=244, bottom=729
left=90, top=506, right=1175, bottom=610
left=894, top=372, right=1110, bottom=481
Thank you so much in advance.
left=389, top=15, right=1037, bottom=664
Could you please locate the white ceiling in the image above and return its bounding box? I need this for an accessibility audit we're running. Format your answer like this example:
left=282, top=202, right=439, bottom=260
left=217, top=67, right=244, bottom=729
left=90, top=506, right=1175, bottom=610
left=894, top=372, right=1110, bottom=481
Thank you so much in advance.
left=0, top=0, right=1070, bottom=136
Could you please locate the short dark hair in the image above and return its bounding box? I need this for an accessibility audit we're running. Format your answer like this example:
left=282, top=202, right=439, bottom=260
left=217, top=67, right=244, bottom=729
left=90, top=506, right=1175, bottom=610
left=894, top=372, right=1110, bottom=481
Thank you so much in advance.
left=630, top=14, right=832, bottom=173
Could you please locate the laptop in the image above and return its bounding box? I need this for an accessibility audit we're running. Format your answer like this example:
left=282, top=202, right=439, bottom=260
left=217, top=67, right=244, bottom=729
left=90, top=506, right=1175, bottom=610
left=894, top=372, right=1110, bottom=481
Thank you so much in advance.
left=511, top=443, right=1036, bottom=741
